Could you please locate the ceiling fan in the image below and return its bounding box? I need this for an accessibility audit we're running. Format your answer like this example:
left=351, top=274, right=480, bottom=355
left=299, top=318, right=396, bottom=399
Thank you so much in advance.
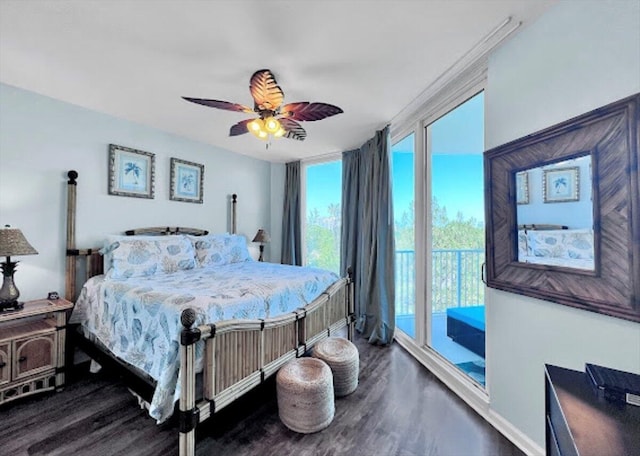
left=183, top=69, right=343, bottom=142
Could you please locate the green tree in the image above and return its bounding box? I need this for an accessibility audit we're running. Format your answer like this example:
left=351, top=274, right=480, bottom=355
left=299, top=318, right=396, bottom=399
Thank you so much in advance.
left=394, top=198, right=484, bottom=249
left=305, top=204, right=341, bottom=273
left=432, top=208, right=484, bottom=250
left=395, top=200, right=414, bottom=250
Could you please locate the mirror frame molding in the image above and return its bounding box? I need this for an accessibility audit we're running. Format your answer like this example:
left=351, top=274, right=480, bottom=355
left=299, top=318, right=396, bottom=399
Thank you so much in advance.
left=485, top=94, right=639, bottom=323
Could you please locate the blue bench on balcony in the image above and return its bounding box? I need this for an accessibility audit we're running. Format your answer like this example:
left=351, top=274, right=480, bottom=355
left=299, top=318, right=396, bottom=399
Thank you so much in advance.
left=446, top=306, right=485, bottom=358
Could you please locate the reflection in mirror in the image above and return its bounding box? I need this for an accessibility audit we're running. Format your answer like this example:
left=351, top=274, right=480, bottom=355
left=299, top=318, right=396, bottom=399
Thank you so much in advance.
left=515, top=154, right=594, bottom=270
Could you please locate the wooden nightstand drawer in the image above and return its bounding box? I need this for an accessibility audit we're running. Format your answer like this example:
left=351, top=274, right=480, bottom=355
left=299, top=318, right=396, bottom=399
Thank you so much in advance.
left=13, top=332, right=56, bottom=381
left=0, top=342, right=9, bottom=385
left=0, top=298, right=73, bottom=405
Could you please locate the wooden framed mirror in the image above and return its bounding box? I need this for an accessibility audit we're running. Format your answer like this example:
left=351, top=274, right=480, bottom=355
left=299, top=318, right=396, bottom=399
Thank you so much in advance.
left=484, top=93, right=639, bottom=322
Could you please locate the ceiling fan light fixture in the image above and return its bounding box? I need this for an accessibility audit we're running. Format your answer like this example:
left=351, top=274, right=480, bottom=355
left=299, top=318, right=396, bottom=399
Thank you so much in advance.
left=274, top=126, right=286, bottom=138
left=248, top=119, right=269, bottom=140
left=264, top=117, right=281, bottom=134
left=248, top=118, right=263, bottom=132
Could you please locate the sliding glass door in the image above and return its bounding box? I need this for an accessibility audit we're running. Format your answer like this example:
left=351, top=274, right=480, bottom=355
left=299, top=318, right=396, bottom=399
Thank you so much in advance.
left=427, top=92, right=485, bottom=385
left=392, top=133, right=416, bottom=339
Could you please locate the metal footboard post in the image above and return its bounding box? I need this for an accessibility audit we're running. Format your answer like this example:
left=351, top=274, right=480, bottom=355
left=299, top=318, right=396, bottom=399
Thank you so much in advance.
left=179, top=309, right=201, bottom=456
left=347, top=268, right=355, bottom=341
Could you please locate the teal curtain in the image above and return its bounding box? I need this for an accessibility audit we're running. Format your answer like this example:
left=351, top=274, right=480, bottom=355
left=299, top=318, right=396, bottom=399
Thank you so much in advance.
left=341, top=126, right=396, bottom=345
left=281, top=161, right=302, bottom=265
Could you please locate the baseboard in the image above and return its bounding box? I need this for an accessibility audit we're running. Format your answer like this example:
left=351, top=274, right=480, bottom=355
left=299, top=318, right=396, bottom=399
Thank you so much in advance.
left=394, top=333, right=544, bottom=456
left=487, top=408, right=544, bottom=456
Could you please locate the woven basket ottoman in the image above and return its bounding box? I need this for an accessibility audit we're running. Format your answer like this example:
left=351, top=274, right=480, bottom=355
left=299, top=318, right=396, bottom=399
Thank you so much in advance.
left=312, top=337, right=359, bottom=397
left=276, top=357, right=335, bottom=433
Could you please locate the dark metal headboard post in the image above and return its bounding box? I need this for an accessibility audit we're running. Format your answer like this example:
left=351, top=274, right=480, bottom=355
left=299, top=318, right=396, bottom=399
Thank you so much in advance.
left=232, top=193, right=237, bottom=234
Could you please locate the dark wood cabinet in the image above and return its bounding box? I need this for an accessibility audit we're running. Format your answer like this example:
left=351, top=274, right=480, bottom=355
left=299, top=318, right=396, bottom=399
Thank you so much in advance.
left=545, top=364, right=640, bottom=456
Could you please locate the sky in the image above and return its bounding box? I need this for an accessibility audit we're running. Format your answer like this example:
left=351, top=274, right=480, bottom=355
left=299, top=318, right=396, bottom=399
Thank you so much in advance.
left=306, top=92, right=485, bottom=224
left=306, top=160, right=342, bottom=217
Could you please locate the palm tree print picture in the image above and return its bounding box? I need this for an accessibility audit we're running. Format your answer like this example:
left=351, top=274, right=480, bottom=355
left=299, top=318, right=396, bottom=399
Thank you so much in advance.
left=109, top=144, right=156, bottom=199
left=124, top=162, right=143, bottom=185
left=170, top=158, right=204, bottom=204
left=543, top=166, right=579, bottom=203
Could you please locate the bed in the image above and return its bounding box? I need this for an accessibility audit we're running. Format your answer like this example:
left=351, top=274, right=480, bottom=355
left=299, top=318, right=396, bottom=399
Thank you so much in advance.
left=517, top=225, right=595, bottom=270
left=446, top=306, right=485, bottom=358
left=63, top=171, right=354, bottom=456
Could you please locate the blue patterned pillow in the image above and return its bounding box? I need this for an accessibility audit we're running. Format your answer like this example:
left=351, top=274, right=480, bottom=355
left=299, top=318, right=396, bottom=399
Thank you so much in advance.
left=518, top=230, right=530, bottom=257
left=528, top=229, right=594, bottom=260
left=106, top=236, right=196, bottom=279
left=189, top=233, right=252, bottom=268
left=101, top=234, right=166, bottom=272
left=564, top=229, right=594, bottom=260
left=529, top=230, right=567, bottom=259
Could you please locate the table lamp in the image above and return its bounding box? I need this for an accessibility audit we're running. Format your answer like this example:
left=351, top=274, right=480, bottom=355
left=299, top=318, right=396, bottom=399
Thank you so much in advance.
left=252, top=229, right=271, bottom=262
left=0, top=225, right=38, bottom=311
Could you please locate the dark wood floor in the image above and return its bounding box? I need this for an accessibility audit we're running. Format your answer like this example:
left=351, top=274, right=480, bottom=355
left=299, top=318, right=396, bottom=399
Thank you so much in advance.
left=1, top=335, right=524, bottom=456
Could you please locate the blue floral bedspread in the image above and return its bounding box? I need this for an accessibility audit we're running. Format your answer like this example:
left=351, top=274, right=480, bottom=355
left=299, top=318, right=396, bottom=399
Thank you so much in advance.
left=70, top=261, right=339, bottom=422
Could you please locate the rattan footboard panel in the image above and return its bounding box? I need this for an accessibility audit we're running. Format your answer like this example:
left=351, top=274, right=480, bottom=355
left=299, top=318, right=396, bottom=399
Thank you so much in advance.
left=203, top=313, right=300, bottom=399
left=263, top=320, right=299, bottom=365
left=199, top=278, right=351, bottom=409
left=299, top=294, right=329, bottom=347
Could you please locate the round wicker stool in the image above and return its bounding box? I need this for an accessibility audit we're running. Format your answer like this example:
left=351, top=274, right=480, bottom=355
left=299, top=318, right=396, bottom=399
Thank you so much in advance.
left=312, top=337, right=359, bottom=397
left=276, top=357, right=335, bottom=433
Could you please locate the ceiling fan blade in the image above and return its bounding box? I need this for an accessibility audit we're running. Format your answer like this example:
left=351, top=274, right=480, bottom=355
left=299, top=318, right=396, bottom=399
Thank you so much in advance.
left=183, top=97, right=253, bottom=113
left=281, top=102, right=343, bottom=121
left=249, top=69, right=284, bottom=111
left=229, top=119, right=253, bottom=136
left=280, top=102, right=308, bottom=117
left=280, top=118, right=307, bottom=141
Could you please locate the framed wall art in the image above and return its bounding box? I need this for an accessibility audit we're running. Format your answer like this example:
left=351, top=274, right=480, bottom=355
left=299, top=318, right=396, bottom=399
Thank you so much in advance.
left=170, top=158, right=204, bottom=204
left=108, top=144, right=155, bottom=199
left=543, top=166, right=579, bottom=203
left=516, top=171, right=529, bottom=204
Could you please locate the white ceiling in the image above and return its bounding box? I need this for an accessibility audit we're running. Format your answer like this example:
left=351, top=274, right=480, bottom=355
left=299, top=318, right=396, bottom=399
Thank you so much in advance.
left=0, top=0, right=555, bottom=163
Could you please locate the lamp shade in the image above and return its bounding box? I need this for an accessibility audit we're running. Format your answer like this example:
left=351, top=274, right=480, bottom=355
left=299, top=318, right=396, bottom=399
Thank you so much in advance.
left=0, top=226, right=38, bottom=257
left=252, top=229, right=271, bottom=244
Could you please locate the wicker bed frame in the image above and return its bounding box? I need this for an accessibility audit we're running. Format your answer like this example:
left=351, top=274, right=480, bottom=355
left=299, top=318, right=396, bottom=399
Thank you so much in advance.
left=64, top=170, right=354, bottom=456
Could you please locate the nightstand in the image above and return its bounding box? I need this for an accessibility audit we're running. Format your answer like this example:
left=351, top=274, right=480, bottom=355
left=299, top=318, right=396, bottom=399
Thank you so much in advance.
left=0, top=298, right=74, bottom=405
left=545, top=364, right=640, bottom=456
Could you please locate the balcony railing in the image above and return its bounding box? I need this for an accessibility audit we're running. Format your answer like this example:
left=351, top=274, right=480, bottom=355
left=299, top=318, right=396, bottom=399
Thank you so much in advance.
left=395, top=249, right=484, bottom=315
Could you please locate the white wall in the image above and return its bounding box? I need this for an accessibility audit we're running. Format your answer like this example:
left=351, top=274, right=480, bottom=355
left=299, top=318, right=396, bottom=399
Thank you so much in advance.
left=486, top=0, right=640, bottom=447
left=0, top=83, right=272, bottom=302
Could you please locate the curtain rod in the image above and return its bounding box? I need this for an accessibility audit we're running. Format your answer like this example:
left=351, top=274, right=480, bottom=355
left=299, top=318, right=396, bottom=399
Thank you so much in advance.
left=298, top=124, right=391, bottom=164
left=390, top=16, right=521, bottom=126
